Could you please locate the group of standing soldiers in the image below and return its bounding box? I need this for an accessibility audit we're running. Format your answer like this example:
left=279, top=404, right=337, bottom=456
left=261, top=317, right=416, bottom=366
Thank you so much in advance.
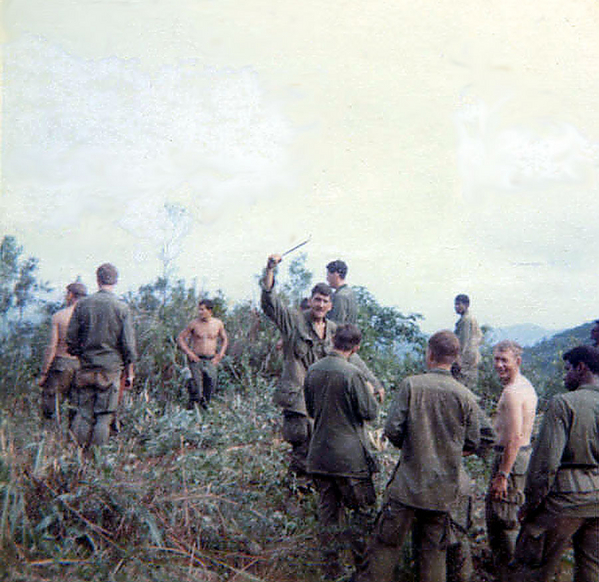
left=38, top=256, right=599, bottom=582
left=39, top=263, right=136, bottom=449
left=261, top=254, right=599, bottom=582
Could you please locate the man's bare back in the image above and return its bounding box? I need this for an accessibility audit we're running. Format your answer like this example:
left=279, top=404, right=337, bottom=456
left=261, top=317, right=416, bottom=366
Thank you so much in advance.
left=177, top=303, right=228, bottom=365
left=53, top=305, right=79, bottom=360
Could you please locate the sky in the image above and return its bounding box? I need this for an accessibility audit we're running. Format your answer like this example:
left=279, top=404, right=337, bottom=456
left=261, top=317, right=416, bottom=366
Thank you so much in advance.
left=2, top=1, right=599, bottom=334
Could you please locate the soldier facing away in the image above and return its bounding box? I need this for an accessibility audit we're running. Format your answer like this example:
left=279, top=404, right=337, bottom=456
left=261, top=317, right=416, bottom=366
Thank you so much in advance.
left=453, top=294, right=482, bottom=389
left=177, top=299, right=228, bottom=409
left=486, top=340, right=538, bottom=582
left=67, top=263, right=136, bottom=449
left=353, top=330, right=490, bottom=582
left=514, top=345, right=599, bottom=582
left=38, top=281, right=87, bottom=424
left=304, top=323, right=379, bottom=580
left=326, top=259, right=358, bottom=325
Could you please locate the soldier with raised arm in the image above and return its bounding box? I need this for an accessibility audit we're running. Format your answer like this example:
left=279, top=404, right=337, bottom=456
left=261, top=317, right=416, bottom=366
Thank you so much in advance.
left=177, top=299, right=228, bottom=409
left=486, top=340, right=538, bottom=582
left=38, top=282, right=87, bottom=424
left=261, top=254, right=383, bottom=481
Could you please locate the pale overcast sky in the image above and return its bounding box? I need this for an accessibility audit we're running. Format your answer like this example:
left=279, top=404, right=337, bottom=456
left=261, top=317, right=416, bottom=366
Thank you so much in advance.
left=2, top=1, right=599, bottom=333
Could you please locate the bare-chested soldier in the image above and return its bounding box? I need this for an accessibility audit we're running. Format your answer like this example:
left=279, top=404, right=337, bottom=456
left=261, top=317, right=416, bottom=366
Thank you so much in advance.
left=177, top=299, right=228, bottom=409
left=38, top=282, right=87, bottom=424
left=486, top=340, right=538, bottom=582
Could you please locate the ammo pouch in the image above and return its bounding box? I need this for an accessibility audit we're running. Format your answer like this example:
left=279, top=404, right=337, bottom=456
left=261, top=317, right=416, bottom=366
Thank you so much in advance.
left=74, top=369, right=115, bottom=391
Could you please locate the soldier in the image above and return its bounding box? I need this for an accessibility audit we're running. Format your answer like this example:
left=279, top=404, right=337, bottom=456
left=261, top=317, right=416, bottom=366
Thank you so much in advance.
left=354, top=330, right=488, bottom=582
left=486, top=340, right=538, bottom=582
left=305, top=324, right=379, bottom=580
left=590, top=319, right=599, bottom=347
left=38, top=281, right=87, bottom=424
left=326, top=259, right=358, bottom=324
left=67, top=263, right=136, bottom=449
left=513, top=345, right=599, bottom=582
left=453, top=294, right=482, bottom=389
left=261, top=254, right=382, bottom=480
left=177, top=299, right=228, bottom=409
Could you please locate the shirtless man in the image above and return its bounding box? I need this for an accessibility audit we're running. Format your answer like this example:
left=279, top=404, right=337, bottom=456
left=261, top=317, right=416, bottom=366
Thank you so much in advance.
left=38, top=282, right=87, bottom=424
left=486, top=340, right=538, bottom=582
left=177, top=299, right=228, bottom=409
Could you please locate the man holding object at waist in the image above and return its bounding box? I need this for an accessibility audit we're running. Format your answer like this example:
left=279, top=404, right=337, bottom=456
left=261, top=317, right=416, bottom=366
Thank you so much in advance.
left=486, top=340, right=538, bottom=582
left=177, top=299, right=228, bottom=409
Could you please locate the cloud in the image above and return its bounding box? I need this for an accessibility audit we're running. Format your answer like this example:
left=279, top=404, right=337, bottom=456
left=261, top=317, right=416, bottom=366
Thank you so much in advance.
left=3, top=34, right=295, bottom=235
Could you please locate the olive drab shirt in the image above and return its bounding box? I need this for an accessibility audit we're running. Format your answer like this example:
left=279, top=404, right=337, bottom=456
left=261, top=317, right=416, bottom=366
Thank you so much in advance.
left=261, top=286, right=336, bottom=414
left=384, top=369, right=482, bottom=512
left=305, top=352, right=379, bottom=478
left=454, top=310, right=482, bottom=368
left=327, top=284, right=358, bottom=325
left=67, top=289, right=137, bottom=373
left=523, top=383, right=599, bottom=518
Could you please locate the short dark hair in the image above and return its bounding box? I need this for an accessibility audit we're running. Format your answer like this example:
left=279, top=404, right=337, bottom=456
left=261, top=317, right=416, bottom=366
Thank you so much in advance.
left=563, top=346, right=599, bottom=375
left=454, top=294, right=470, bottom=306
left=199, top=298, right=214, bottom=311
left=96, top=263, right=118, bottom=286
left=299, top=297, right=311, bottom=310
left=428, top=330, right=460, bottom=364
left=326, top=260, right=348, bottom=279
left=67, top=282, right=87, bottom=298
left=311, top=282, right=333, bottom=298
left=333, top=324, right=362, bottom=351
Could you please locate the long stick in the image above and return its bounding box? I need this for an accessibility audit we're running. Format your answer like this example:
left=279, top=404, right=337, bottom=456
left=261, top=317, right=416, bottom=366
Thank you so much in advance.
left=280, top=235, right=311, bottom=258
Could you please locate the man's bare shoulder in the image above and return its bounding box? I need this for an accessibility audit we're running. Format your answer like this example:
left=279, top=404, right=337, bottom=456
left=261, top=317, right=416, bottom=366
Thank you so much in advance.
left=502, top=374, right=537, bottom=402
left=53, top=305, right=74, bottom=325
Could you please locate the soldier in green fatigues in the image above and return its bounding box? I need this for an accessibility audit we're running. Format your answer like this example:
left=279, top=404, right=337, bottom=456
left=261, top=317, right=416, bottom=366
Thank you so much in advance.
left=513, top=346, right=599, bottom=582
left=354, top=330, right=490, bottom=582
left=67, top=263, right=136, bottom=449
left=454, top=294, right=482, bottom=390
left=305, top=324, right=380, bottom=580
left=326, top=260, right=358, bottom=325
left=261, top=254, right=382, bottom=479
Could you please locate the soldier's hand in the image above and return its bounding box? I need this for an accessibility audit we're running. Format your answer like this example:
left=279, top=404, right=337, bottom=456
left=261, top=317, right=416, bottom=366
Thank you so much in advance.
left=375, top=388, right=385, bottom=404
left=189, top=353, right=200, bottom=363
left=267, top=254, right=282, bottom=269
left=38, top=374, right=48, bottom=387
left=490, top=473, right=508, bottom=500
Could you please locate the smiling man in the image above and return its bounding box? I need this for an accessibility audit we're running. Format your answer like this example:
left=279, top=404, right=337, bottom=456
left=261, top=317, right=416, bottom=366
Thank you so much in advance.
left=486, top=340, right=538, bottom=582
left=261, top=253, right=337, bottom=479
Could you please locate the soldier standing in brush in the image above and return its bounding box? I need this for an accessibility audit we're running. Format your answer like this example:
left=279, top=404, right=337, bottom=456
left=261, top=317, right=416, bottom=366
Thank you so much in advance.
left=486, top=340, right=538, bottom=582
left=513, top=345, right=599, bottom=582
left=38, top=281, right=87, bottom=424
left=261, top=254, right=383, bottom=482
left=177, top=299, right=228, bottom=409
left=67, top=263, right=136, bottom=449
left=326, top=260, right=358, bottom=325
left=454, top=294, right=482, bottom=389
left=304, top=324, right=379, bottom=580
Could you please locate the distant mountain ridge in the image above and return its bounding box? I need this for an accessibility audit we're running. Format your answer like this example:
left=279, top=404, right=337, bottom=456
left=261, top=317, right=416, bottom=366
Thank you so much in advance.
left=487, top=323, right=560, bottom=347
left=522, top=321, right=594, bottom=371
